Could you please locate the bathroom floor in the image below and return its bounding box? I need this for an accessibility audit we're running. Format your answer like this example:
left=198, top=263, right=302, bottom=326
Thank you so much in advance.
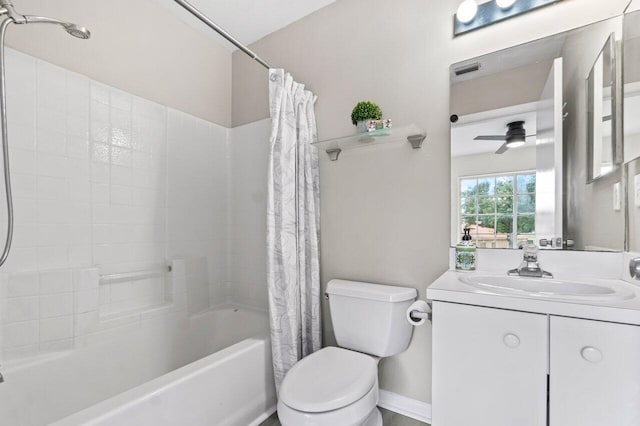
left=259, top=408, right=429, bottom=426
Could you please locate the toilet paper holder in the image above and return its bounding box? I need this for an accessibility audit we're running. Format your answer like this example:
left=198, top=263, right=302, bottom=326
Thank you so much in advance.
left=409, top=303, right=432, bottom=323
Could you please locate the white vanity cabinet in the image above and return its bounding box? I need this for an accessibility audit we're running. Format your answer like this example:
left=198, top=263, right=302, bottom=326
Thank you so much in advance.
left=432, top=302, right=548, bottom=426
left=550, top=316, right=640, bottom=426
left=432, top=301, right=640, bottom=426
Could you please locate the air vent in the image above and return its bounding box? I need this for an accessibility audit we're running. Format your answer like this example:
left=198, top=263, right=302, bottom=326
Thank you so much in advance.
left=454, top=62, right=480, bottom=76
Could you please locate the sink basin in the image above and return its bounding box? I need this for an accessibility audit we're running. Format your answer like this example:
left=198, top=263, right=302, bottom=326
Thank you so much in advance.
left=459, top=275, right=636, bottom=302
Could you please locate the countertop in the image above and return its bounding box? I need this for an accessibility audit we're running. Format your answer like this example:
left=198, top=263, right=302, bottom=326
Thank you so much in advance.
left=426, top=270, right=640, bottom=326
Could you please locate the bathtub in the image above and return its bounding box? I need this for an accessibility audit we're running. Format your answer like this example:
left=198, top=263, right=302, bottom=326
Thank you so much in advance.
left=0, top=306, right=276, bottom=425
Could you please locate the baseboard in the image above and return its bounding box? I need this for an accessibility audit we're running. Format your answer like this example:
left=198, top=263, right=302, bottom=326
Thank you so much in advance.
left=378, top=389, right=432, bottom=424
left=248, top=405, right=277, bottom=426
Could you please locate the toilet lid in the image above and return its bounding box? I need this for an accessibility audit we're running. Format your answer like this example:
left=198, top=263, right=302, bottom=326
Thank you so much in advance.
left=279, top=346, right=377, bottom=413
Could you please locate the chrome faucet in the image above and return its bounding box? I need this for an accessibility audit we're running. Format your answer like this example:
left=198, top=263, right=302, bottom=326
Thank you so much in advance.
left=508, top=242, right=553, bottom=278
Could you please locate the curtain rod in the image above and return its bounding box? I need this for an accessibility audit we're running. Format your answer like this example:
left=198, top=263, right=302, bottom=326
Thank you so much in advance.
left=173, top=0, right=272, bottom=70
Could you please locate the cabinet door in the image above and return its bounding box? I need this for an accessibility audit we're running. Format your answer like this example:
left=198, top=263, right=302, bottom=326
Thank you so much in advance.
left=432, top=302, right=548, bottom=426
left=550, top=316, right=640, bottom=426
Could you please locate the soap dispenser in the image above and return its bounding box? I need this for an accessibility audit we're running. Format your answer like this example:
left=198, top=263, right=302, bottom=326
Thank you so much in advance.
left=455, top=227, right=476, bottom=271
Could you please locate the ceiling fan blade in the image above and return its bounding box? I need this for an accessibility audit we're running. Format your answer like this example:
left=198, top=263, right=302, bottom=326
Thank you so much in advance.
left=495, top=143, right=509, bottom=154
left=474, top=135, right=507, bottom=141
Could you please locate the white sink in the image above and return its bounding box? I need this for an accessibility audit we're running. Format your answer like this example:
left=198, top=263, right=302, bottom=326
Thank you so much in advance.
left=459, top=275, right=636, bottom=302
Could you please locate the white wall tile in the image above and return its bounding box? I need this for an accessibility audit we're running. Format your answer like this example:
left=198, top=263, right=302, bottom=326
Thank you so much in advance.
left=40, top=338, right=73, bottom=353
left=9, top=148, right=36, bottom=175
left=0, top=297, right=39, bottom=322
left=3, top=272, right=39, bottom=297
left=2, top=320, right=39, bottom=348
left=39, top=293, right=73, bottom=318
left=74, top=290, right=99, bottom=313
left=39, top=316, right=73, bottom=341
left=37, top=153, right=68, bottom=178
left=12, top=174, right=37, bottom=198
left=39, top=270, right=73, bottom=294
left=2, top=344, right=39, bottom=361
left=72, top=269, right=99, bottom=292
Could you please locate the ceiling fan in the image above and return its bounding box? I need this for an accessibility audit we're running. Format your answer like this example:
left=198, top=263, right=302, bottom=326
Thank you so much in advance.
left=474, top=121, right=535, bottom=154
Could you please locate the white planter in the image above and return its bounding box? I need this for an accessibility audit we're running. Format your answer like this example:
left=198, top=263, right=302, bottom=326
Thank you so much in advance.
left=356, top=120, right=372, bottom=133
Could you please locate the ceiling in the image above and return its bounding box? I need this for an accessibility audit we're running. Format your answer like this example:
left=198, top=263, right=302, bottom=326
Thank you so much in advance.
left=154, top=0, right=336, bottom=50
left=451, top=103, right=537, bottom=157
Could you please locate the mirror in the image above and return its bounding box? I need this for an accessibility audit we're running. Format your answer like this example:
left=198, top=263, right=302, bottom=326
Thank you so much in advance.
left=586, top=34, right=620, bottom=182
left=624, top=8, right=640, bottom=252
left=450, top=17, right=625, bottom=251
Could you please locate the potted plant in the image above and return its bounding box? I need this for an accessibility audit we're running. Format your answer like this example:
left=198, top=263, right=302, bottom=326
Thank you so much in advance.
left=351, top=101, right=383, bottom=133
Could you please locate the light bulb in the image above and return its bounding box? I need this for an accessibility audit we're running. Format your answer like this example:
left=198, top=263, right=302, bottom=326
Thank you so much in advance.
left=496, top=0, right=517, bottom=9
left=456, top=0, right=478, bottom=24
left=506, top=138, right=526, bottom=148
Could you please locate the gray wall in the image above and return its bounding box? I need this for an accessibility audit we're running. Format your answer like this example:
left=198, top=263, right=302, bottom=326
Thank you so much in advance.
left=232, top=0, right=628, bottom=403
left=4, top=0, right=232, bottom=126
left=561, top=18, right=625, bottom=251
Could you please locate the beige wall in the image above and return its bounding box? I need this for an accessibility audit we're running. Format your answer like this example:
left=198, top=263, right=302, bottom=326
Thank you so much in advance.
left=4, top=0, right=232, bottom=126
left=561, top=18, right=625, bottom=251
left=232, top=0, right=629, bottom=403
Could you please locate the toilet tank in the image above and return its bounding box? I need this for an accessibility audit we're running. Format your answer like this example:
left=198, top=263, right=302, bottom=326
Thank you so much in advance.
left=326, top=279, right=417, bottom=357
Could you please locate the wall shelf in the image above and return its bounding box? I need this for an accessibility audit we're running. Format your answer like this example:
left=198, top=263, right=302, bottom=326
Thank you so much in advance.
left=312, top=124, right=426, bottom=161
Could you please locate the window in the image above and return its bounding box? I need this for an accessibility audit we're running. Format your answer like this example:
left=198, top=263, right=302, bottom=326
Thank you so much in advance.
left=459, top=172, right=536, bottom=249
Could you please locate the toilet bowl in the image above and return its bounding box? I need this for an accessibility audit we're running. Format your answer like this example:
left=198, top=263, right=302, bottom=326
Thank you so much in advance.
left=277, top=280, right=417, bottom=426
left=278, top=347, right=381, bottom=426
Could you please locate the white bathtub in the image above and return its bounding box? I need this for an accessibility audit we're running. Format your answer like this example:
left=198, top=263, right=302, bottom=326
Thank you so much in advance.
left=0, top=306, right=276, bottom=425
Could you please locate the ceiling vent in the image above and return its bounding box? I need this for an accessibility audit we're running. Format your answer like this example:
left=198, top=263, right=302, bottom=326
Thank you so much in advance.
left=454, top=62, right=481, bottom=76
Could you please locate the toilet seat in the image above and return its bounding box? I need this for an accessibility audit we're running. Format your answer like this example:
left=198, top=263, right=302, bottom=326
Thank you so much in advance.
left=277, top=382, right=380, bottom=426
left=279, top=346, right=378, bottom=413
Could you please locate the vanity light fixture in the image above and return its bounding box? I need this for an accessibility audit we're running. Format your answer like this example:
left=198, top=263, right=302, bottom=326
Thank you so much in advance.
left=456, top=0, right=478, bottom=24
left=454, top=0, right=564, bottom=37
left=496, top=0, right=517, bottom=9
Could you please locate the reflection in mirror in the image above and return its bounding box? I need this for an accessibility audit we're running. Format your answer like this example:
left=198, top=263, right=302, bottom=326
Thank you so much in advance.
left=624, top=9, right=640, bottom=251
left=586, top=35, right=619, bottom=182
left=450, top=17, right=625, bottom=252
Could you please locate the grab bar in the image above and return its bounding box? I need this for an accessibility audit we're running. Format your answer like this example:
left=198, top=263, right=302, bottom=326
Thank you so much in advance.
left=99, top=265, right=171, bottom=285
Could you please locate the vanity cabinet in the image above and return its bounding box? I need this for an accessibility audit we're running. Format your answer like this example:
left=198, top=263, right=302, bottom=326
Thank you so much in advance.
left=432, top=302, right=548, bottom=426
left=432, top=301, right=640, bottom=426
left=550, top=316, right=640, bottom=426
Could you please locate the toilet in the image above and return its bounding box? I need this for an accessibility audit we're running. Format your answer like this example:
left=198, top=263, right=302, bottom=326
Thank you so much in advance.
left=277, top=279, right=417, bottom=426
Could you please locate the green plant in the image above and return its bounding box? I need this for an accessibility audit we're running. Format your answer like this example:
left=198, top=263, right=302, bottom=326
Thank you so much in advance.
left=351, top=101, right=382, bottom=126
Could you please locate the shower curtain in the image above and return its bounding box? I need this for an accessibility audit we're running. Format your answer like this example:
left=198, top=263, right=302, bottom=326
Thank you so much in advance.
left=267, top=69, right=321, bottom=391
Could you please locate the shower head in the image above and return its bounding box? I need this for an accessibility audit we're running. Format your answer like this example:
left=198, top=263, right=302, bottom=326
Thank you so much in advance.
left=62, top=23, right=90, bottom=39
left=22, top=15, right=90, bottom=39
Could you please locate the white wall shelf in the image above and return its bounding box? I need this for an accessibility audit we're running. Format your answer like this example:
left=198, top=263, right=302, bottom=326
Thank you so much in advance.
left=312, top=124, right=426, bottom=161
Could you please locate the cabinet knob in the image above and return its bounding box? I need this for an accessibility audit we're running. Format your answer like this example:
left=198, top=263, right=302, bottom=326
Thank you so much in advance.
left=503, top=333, right=520, bottom=348
left=581, top=346, right=603, bottom=363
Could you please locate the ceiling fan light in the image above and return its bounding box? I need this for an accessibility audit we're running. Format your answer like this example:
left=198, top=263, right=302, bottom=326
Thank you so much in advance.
left=456, top=0, right=478, bottom=24
left=496, top=0, right=517, bottom=9
left=506, top=137, right=526, bottom=148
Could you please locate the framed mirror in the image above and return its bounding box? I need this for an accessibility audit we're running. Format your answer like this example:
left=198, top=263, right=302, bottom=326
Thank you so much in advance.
left=586, top=34, right=620, bottom=183
left=450, top=17, right=625, bottom=252
left=624, top=7, right=640, bottom=252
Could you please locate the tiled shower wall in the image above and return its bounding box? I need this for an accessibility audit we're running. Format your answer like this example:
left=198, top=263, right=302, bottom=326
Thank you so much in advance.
left=0, top=48, right=234, bottom=359
left=0, top=47, right=229, bottom=277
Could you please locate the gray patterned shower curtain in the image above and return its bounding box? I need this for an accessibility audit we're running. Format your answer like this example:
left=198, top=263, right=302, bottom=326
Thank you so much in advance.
left=266, top=69, right=321, bottom=392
